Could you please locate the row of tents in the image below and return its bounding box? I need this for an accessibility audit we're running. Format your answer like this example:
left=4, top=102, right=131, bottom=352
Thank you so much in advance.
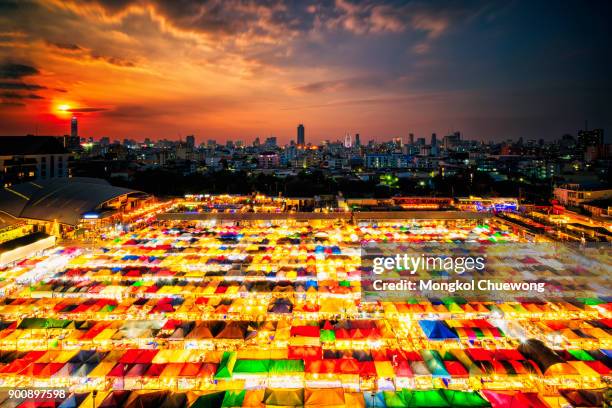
left=1, top=387, right=607, bottom=408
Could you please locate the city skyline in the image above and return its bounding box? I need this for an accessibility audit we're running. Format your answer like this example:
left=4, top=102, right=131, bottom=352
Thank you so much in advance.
left=0, top=0, right=611, bottom=141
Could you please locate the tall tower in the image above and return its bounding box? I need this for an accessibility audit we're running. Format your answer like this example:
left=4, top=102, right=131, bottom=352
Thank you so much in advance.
left=70, top=116, right=78, bottom=138
left=355, top=133, right=361, bottom=147
left=344, top=133, right=352, bottom=148
left=297, top=124, right=305, bottom=145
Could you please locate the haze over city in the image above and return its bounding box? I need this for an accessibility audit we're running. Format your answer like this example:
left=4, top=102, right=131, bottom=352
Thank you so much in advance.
left=0, top=0, right=611, bottom=142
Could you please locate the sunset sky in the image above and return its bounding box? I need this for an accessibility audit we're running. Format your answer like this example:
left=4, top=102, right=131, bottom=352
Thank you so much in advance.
left=0, top=0, right=610, bottom=143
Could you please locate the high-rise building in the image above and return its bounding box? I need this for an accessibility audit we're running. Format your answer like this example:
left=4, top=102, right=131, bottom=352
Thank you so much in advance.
left=409, top=133, right=414, bottom=145
left=443, top=132, right=461, bottom=150
left=185, top=135, right=195, bottom=148
left=578, top=129, right=604, bottom=149
left=344, top=133, right=352, bottom=148
left=355, top=133, right=361, bottom=147
left=297, top=124, right=305, bottom=145
left=431, top=133, right=437, bottom=147
left=70, top=116, right=78, bottom=138
left=265, top=137, right=277, bottom=148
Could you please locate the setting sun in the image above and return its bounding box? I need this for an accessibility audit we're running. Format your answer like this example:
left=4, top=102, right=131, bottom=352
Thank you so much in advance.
left=57, top=104, right=70, bottom=112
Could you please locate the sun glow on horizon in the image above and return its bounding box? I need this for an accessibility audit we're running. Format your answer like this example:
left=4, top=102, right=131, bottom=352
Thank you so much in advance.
left=54, top=103, right=74, bottom=118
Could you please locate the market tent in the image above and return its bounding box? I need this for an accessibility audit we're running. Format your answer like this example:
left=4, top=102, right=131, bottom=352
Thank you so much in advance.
left=304, top=388, right=345, bottom=407
left=383, top=391, right=407, bottom=408
left=441, top=390, right=490, bottom=408
left=221, top=390, right=246, bottom=407
left=402, top=390, right=450, bottom=407
left=419, top=320, right=458, bottom=340
left=233, top=359, right=270, bottom=374
left=242, top=390, right=265, bottom=407
left=517, top=339, right=565, bottom=373
left=364, top=392, right=386, bottom=408
left=344, top=393, right=365, bottom=408
left=559, top=389, right=604, bottom=407
left=159, top=393, right=188, bottom=408
left=58, top=393, right=88, bottom=408
left=263, top=388, right=304, bottom=406
left=214, top=351, right=237, bottom=379
left=190, top=392, right=225, bottom=408
left=99, top=390, right=131, bottom=408
left=420, top=350, right=450, bottom=378
left=269, top=359, right=305, bottom=374
left=482, top=391, right=549, bottom=408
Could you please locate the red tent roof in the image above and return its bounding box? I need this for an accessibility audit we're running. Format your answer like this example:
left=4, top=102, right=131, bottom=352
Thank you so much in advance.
left=444, top=361, right=468, bottom=377
left=290, top=326, right=320, bottom=337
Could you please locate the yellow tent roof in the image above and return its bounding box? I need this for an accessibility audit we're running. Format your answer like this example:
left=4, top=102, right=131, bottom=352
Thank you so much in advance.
left=374, top=361, right=395, bottom=378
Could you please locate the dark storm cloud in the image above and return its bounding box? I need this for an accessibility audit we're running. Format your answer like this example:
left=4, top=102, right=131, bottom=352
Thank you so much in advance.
left=0, top=91, right=44, bottom=99
left=46, top=41, right=83, bottom=51
left=74, top=0, right=491, bottom=41
left=0, top=63, right=39, bottom=79
left=66, top=107, right=108, bottom=113
left=91, top=54, right=136, bottom=67
left=45, top=40, right=137, bottom=68
left=104, top=105, right=162, bottom=118
left=0, top=101, right=25, bottom=107
left=0, top=81, right=46, bottom=90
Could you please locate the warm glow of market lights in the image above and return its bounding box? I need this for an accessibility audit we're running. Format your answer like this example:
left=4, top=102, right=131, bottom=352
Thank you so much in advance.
left=0, top=196, right=609, bottom=407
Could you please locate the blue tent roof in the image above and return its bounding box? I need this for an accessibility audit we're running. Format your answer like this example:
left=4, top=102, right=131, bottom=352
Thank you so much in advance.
left=364, top=392, right=387, bottom=408
left=419, top=320, right=458, bottom=340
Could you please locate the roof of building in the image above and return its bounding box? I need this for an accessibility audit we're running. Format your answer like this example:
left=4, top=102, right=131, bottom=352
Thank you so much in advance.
left=0, top=178, right=144, bottom=226
left=582, top=198, right=612, bottom=209
left=0, top=136, right=67, bottom=155
left=0, top=232, right=51, bottom=254
left=0, top=211, right=20, bottom=231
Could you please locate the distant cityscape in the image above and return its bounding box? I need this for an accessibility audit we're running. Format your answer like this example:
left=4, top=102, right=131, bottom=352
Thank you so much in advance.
left=1, top=117, right=609, bottom=205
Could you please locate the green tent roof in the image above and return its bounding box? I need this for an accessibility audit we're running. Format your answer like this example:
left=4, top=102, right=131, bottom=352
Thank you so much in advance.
left=441, top=390, right=491, bottom=407
left=18, top=318, right=72, bottom=329
left=320, top=329, right=336, bottom=342
left=567, top=349, right=595, bottom=361
left=383, top=391, right=408, bottom=408
left=222, top=390, right=246, bottom=407
left=214, top=351, right=237, bottom=379
left=269, top=359, right=305, bottom=373
left=577, top=297, right=605, bottom=305
left=233, top=359, right=271, bottom=374
left=402, top=390, right=449, bottom=408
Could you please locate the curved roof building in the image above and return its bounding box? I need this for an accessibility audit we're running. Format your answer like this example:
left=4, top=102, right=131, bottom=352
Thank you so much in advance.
left=0, top=178, right=147, bottom=226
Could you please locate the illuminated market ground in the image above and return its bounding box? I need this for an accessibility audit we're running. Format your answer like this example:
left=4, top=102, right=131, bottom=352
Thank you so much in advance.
left=0, top=207, right=610, bottom=407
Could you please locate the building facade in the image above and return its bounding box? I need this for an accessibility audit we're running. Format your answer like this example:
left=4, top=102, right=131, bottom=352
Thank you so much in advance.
left=0, top=136, right=71, bottom=186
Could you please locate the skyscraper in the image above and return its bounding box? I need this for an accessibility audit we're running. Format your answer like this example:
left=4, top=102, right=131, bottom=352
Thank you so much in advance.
left=297, top=124, right=305, bottom=145
left=185, top=135, right=195, bottom=148
left=355, top=133, right=361, bottom=147
left=344, top=133, right=352, bottom=148
left=578, top=129, right=604, bottom=148
left=409, top=133, right=414, bottom=145
left=70, top=116, right=78, bottom=138
left=431, top=133, right=437, bottom=147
